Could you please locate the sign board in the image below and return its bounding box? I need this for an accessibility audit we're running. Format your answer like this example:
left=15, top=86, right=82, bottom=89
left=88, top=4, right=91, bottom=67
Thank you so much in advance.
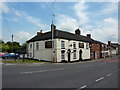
left=45, top=41, right=53, bottom=48
left=79, top=43, right=84, bottom=48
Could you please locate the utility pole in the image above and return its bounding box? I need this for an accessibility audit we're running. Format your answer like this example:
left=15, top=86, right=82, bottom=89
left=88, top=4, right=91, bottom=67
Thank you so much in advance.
left=51, top=1, right=55, bottom=63
left=12, top=34, right=13, bottom=53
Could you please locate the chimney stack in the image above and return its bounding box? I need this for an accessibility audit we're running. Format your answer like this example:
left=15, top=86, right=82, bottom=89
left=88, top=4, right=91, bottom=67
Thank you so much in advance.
left=87, top=34, right=91, bottom=38
left=37, top=30, right=43, bottom=35
left=108, top=41, right=111, bottom=46
left=75, top=28, right=81, bottom=35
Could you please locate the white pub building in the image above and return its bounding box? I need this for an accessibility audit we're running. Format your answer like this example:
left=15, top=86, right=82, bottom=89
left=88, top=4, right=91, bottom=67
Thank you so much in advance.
left=27, top=24, right=93, bottom=62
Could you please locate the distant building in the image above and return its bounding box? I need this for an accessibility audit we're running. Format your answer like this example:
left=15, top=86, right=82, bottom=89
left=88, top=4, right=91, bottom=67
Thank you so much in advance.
left=27, top=24, right=93, bottom=62
left=107, top=41, right=119, bottom=56
left=86, top=35, right=108, bottom=59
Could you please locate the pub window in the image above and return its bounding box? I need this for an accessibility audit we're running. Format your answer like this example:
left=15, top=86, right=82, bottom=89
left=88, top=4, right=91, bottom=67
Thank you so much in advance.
left=45, top=41, right=53, bottom=48
left=79, top=43, right=84, bottom=48
left=61, top=50, right=65, bottom=60
left=30, top=44, right=32, bottom=49
left=36, top=42, right=39, bottom=49
left=73, top=50, right=76, bottom=59
left=73, top=42, right=76, bottom=49
left=61, top=41, right=65, bottom=49
left=86, top=43, right=89, bottom=49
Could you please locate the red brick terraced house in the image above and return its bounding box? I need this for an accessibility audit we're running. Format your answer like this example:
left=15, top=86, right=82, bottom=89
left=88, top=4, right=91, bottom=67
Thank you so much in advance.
left=86, top=34, right=108, bottom=60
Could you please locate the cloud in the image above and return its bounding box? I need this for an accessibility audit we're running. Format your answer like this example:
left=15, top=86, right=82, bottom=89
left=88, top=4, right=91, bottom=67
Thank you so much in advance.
left=73, top=1, right=89, bottom=24
left=95, top=2, right=118, bottom=16
left=14, top=10, right=24, bottom=17
left=14, top=31, right=34, bottom=44
left=0, top=16, right=20, bottom=22
left=56, top=1, right=90, bottom=33
left=0, top=2, right=10, bottom=13
left=101, top=2, right=118, bottom=14
left=14, top=10, right=47, bottom=30
left=83, top=17, right=118, bottom=43
left=56, top=14, right=79, bottom=32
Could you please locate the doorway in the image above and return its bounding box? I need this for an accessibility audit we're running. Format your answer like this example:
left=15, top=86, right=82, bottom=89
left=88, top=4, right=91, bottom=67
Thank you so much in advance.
left=79, top=49, right=83, bottom=61
left=68, top=49, right=71, bottom=62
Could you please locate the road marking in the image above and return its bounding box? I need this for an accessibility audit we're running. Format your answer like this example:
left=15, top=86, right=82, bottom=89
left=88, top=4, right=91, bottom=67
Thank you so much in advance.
left=76, top=85, right=87, bottom=90
left=106, top=73, right=112, bottom=77
left=80, top=85, right=87, bottom=89
left=20, top=68, right=64, bottom=74
left=95, top=77, right=104, bottom=82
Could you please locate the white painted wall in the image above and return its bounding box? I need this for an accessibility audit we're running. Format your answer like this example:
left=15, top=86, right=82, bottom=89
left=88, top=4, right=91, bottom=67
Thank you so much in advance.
left=28, top=38, right=90, bottom=62
left=55, top=39, right=90, bottom=62
left=108, top=49, right=117, bottom=56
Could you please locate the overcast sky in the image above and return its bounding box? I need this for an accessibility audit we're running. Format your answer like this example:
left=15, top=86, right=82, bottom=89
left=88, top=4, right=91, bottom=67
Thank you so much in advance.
left=0, top=0, right=118, bottom=44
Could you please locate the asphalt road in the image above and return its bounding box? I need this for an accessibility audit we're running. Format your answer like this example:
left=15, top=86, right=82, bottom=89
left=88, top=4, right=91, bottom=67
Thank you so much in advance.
left=2, top=56, right=120, bottom=89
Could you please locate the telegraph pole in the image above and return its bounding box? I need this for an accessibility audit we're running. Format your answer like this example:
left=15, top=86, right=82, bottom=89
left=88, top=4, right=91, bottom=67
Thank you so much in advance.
left=12, top=34, right=13, bottom=53
left=52, top=1, right=55, bottom=44
left=51, top=0, right=55, bottom=63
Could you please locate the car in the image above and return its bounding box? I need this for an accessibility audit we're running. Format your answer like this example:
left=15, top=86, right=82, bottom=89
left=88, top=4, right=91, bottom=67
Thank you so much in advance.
left=0, top=52, right=7, bottom=57
left=2, top=53, right=20, bottom=59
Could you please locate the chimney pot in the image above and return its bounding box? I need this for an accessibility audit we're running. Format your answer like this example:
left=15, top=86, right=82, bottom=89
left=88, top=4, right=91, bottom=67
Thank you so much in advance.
left=37, top=30, right=43, bottom=35
left=75, top=28, right=81, bottom=35
left=108, top=41, right=111, bottom=46
left=87, top=34, right=91, bottom=38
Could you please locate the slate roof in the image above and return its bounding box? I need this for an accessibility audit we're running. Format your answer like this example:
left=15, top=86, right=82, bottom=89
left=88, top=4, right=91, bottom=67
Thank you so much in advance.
left=27, top=30, right=105, bottom=44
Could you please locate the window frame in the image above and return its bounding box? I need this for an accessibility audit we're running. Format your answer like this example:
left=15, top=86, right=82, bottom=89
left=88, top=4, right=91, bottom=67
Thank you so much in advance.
left=36, top=42, right=39, bottom=50
left=73, top=50, right=76, bottom=59
left=61, top=41, right=65, bottom=49
left=86, top=43, right=89, bottom=49
left=45, top=41, right=53, bottom=48
left=30, top=43, right=32, bottom=49
left=61, top=51, right=65, bottom=60
left=73, top=42, right=76, bottom=49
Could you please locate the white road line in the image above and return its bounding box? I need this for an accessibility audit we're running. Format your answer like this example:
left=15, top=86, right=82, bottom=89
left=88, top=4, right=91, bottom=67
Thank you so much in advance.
left=106, top=73, right=112, bottom=76
left=20, top=68, right=64, bottom=74
left=95, top=77, right=104, bottom=82
left=80, top=85, right=87, bottom=89
left=76, top=85, right=87, bottom=90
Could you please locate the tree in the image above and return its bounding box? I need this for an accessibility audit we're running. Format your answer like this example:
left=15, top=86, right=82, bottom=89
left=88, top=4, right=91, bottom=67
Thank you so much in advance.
left=1, top=43, right=9, bottom=52
left=21, top=42, right=27, bottom=50
left=0, top=40, right=4, bottom=44
left=6, top=41, right=21, bottom=53
left=20, top=42, right=28, bottom=54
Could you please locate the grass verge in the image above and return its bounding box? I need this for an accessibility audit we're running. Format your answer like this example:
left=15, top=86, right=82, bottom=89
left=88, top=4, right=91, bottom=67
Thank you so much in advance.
left=2, top=59, right=49, bottom=63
